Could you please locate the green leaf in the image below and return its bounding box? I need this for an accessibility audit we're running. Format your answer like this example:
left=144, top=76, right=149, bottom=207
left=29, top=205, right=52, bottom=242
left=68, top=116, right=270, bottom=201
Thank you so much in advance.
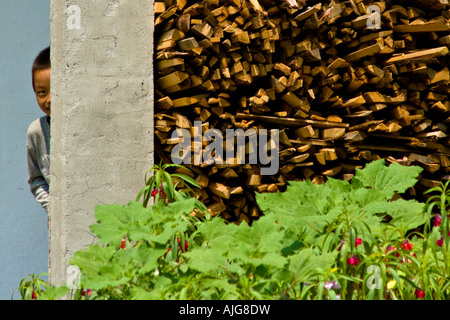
left=128, top=198, right=198, bottom=245
left=154, top=197, right=197, bottom=217
left=352, top=159, right=422, bottom=199
left=69, top=245, right=124, bottom=290
left=171, top=173, right=201, bottom=189
left=69, top=244, right=116, bottom=275
left=228, top=215, right=287, bottom=268
left=90, top=201, right=150, bottom=246
left=37, top=285, right=69, bottom=300
left=144, top=220, right=189, bottom=244
left=129, top=286, right=157, bottom=300
left=288, top=248, right=337, bottom=282
left=234, top=214, right=285, bottom=254
left=255, top=180, right=342, bottom=242
left=131, top=244, right=166, bottom=275
left=352, top=188, right=425, bottom=238
left=384, top=199, right=427, bottom=231
left=78, top=249, right=135, bottom=291
left=195, top=216, right=237, bottom=249
left=162, top=171, right=175, bottom=201
left=256, top=159, right=425, bottom=248
left=184, top=247, right=228, bottom=273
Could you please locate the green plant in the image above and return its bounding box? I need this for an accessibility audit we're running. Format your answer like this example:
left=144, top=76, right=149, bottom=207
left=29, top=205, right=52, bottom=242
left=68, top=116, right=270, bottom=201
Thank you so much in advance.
left=11, top=272, right=69, bottom=300
left=137, top=162, right=197, bottom=204
left=411, top=179, right=450, bottom=299
left=35, top=160, right=450, bottom=300
left=256, top=160, right=450, bottom=299
left=136, top=161, right=209, bottom=217
left=255, top=159, right=432, bottom=299
left=67, top=199, right=210, bottom=299
left=12, top=272, right=49, bottom=300
left=423, top=180, right=450, bottom=235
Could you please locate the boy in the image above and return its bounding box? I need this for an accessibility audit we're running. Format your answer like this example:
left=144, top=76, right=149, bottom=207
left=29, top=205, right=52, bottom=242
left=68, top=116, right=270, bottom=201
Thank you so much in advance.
left=27, top=46, right=51, bottom=216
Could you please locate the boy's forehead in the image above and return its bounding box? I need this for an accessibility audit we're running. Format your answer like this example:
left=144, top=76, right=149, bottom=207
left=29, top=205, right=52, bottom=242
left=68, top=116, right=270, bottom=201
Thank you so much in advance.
left=34, top=67, right=51, bottom=75
left=34, top=68, right=51, bottom=81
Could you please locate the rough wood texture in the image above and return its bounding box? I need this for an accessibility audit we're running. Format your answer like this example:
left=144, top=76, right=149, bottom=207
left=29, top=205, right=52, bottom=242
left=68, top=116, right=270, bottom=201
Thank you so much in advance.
left=154, top=0, right=450, bottom=223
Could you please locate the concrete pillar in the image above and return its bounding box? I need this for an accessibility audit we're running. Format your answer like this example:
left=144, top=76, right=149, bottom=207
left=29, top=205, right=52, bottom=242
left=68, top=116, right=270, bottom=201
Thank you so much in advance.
left=49, top=1, right=154, bottom=287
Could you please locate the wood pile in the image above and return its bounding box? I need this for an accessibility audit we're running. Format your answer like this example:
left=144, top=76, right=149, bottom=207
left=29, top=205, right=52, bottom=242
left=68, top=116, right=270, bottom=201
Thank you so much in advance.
left=153, top=0, right=450, bottom=223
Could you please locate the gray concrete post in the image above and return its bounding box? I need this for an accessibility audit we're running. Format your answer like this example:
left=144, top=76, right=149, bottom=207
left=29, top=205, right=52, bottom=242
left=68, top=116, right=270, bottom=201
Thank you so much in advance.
left=49, top=1, right=154, bottom=287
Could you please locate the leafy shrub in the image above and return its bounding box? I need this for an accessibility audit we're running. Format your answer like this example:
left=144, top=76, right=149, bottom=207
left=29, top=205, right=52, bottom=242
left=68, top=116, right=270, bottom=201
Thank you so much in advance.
left=11, top=272, right=49, bottom=300
left=256, top=160, right=450, bottom=299
left=20, top=160, right=450, bottom=299
left=136, top=161, right=208, bottom=214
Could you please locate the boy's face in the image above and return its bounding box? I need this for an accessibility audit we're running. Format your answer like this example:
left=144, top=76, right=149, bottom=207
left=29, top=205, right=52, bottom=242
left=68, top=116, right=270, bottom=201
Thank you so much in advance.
left=34, top=68, right=51, bottom=117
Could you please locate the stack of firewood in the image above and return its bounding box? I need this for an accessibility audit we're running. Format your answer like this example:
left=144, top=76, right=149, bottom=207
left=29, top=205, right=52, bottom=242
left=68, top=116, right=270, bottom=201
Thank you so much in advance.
left=153, top=0, right=450, bottom=223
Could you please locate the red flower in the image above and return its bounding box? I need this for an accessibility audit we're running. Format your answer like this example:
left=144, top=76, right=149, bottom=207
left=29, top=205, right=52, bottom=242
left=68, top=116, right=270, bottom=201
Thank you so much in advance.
left=177, top=238, right=189, bottom=252
left=31, top=291, right=37, bottom=300
left=415, top=289, right=425, bottom=298
left=347, top=255, right=359, bottom=265
left=385, top=245, right=400, bottom=258
left=81, top=289, right=92, bottom=297
left=401, top=239, right=413, bottom=251
left=151, top=186, right=166, bottom=198
left=118, top=238, right=126, bottom=250
left=355, top=238, right=362, bottom=247
left=433, top=214, right=442, bottom=227
left=386, top=245, right=396, bottom=253
left=437, top=236, right=444, bottom=247
left=167, top=238, right=189, bottom=256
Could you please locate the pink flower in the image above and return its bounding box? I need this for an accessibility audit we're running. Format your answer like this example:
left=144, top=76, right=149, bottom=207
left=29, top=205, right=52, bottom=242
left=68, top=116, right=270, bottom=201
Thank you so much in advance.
left=433, top=214, right=442, bottom=227
left=324, top=280, right=340, bottom=290
left=347, top=255, right=359, bottom=265
left=415, top=289, right=425, bottom=298
left=355, top=238, right=362, bottom=247
left=437, top=236, right=444, bottom=247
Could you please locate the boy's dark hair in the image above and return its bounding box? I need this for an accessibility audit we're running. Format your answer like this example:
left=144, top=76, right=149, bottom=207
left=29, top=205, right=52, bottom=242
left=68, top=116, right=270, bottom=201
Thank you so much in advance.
left=32, top=46, right=50, bottom=92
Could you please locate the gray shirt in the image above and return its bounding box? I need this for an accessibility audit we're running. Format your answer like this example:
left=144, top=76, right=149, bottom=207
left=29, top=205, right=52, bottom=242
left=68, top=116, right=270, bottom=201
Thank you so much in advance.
left=27, top=116, right=50, bottom=213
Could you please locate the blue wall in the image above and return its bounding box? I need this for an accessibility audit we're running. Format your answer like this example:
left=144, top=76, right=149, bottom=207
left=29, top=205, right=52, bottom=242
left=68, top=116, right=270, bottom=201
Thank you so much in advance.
left=0, top=1, right=50, bottom=299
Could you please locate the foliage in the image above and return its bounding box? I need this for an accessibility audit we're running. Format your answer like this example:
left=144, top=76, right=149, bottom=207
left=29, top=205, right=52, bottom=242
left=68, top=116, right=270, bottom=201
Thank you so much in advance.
left=11, top=272, right=49, bottom=300
left=136, top=161, right=208, bottom=215
left=17, top=160, right=450, bottom=300
left=11, top=272, right=69, bottom=300
left=257, top=160, right=450, bottom=300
